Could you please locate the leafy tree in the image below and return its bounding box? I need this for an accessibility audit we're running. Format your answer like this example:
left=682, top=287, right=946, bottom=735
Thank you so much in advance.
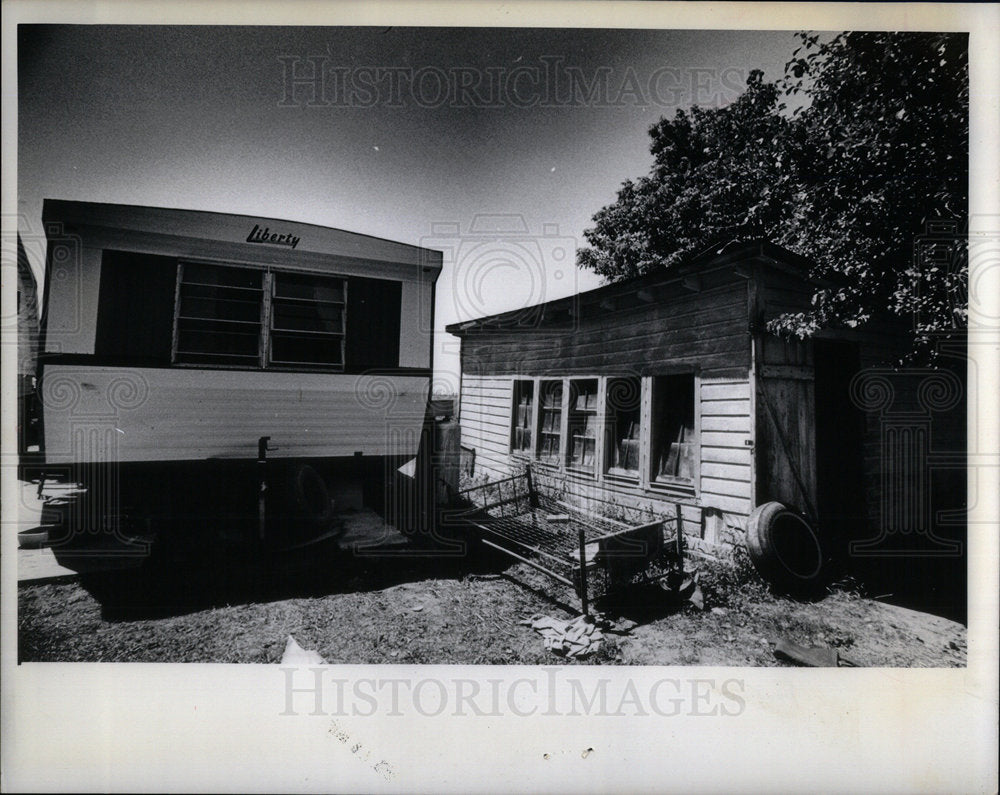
left=577, top=70, right=794, bottom=280
left=576, top=32, right=968, bottom=358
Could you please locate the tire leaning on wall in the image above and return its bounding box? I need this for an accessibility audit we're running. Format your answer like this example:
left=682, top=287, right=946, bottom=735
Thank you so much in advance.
left=745, top=502, right=827, bottom=596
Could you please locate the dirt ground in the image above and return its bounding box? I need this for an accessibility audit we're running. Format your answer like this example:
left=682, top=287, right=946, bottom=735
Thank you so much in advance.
left=18, top=540, right=967, bottom=666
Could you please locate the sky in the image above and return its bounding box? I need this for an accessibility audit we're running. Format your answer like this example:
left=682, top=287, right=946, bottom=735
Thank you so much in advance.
left=17, top=25, right=800, bottom=389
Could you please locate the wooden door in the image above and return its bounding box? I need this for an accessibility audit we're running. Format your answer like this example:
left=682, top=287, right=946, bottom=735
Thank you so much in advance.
left=754, top=337, right=818, bottom=520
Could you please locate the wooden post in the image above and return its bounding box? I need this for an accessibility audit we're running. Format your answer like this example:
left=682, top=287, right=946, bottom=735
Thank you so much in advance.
left=578, top=526, right=589, bottom=616
left=257, top=436, right=270, bottom=542
left=674, top=502, right=683, bottom=563
left=525, top=464, right=538, bottom=508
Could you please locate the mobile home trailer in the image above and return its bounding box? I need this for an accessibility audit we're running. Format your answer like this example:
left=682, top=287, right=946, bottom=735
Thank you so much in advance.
left=37, top=199, right=442, bottom=549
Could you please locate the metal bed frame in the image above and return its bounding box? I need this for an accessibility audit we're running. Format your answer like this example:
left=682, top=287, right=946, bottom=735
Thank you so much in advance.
left=448, top=466, right=680, bottom=614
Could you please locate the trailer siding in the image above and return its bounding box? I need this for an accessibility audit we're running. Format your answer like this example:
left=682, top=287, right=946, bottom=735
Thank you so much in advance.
left=40, top=365, right=430, bottom=463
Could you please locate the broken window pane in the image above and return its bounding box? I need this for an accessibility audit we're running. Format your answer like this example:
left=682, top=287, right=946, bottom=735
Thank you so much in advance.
left=568, top=379, right=598, bottom=473
left=606, top=376, right=641, bottom=477
left=537, top=380, right=563, bottom=464
left=651, top=374, right=696, bottom=485
left=510, top=380, right=534, bottom=453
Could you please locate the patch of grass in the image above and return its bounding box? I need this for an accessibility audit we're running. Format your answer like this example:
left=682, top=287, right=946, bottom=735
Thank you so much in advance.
left=693, top=546, right=774, bottom=611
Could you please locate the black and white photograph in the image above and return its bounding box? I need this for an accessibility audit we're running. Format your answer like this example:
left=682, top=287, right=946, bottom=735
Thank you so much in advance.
left=2, top=2, right=997, bottom=792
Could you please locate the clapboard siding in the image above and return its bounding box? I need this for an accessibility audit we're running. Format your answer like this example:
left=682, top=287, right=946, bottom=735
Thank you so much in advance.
left=701, top=461, right=751, bottom=481
left=702, top=445, right=752, bottom=465
left=459, top=374, right=513, bottom=479
left=701, top=414, right=751, bottom=433
left=700, top=398, right=749, bottom=415
left=700, top=430, right=749, bottom=448
left=459, top=402, right=511, bottom=422
left=701, top=381, right=752, bottom=401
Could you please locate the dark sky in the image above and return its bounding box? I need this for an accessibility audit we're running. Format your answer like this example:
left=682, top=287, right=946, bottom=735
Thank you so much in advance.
left=18, top=25, right=799, bottom=386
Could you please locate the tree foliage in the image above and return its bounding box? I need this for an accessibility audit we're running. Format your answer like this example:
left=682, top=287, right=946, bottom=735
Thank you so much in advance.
left=576, top=32, right=968, bottom=357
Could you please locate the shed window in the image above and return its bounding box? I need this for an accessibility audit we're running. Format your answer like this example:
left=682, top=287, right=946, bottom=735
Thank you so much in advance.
left=567, top=379, right=599, bottom=472
left=510, top=380, right=534, bottom=454
left=606, top=377, right=641, bottom=477
left=537, top=380, right=563, bottom=463
left=174, top=262, right=263, bottom=365
left=650, top=374, right=696, bottom=485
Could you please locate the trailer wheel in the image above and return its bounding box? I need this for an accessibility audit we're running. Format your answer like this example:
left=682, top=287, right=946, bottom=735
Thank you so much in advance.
left=746, top=502, right=825, bottom=596
left=281, top=464, right=336, bottom=535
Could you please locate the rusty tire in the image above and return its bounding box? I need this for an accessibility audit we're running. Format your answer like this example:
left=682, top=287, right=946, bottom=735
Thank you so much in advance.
left=746, top=502, right=825, bottom=596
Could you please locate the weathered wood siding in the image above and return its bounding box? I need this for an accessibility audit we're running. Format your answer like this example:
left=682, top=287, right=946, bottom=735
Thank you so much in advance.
left=460, top=277, right=751, bottom=378
left=753, top=270, right=965, bottom=563
left=456, top=272, right=756, bottom=550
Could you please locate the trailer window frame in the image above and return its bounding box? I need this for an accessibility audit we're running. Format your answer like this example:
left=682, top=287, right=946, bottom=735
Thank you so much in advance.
left=171, top=260, right=348, bottom=372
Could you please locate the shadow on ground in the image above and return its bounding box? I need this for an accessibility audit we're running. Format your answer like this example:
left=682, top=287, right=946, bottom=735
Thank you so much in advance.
left=69, top=533, right=521, bottom=622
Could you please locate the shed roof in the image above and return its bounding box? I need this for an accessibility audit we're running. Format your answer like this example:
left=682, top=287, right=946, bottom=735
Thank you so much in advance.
left=445, top=239, right=825, bottom=336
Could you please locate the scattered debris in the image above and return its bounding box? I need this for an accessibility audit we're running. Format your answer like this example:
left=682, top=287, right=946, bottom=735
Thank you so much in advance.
left=520, top=613, right=610, bottom=658
left=608, top=618, right=638, bottom=634
left=581, top=542, right=601, bottom=565
left=280, top=635, right=327, bottom=665
left=773, top=638, right=858, bottom=667
left=658, top=568, right=704, bottom=610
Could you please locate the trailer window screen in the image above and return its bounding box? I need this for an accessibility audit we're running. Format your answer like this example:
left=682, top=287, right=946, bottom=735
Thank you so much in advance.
left=650, top=374, right=696, bottom=486
left=268, top=273, right=346, bottom=368
left=173, top=265, right=348, bottom=370
left=511, top=380, right=534, bottom=454
left=606, top=377, right=641, bottom=477
left=174, top=263, right=263, bottom=365
left=568, top=379, right=599, bottom=472
left=537, top=380, right=563, bottom=463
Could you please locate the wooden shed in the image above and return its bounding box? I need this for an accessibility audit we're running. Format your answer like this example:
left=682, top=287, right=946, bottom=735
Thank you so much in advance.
left=446, top=240, right=966, bottom=575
